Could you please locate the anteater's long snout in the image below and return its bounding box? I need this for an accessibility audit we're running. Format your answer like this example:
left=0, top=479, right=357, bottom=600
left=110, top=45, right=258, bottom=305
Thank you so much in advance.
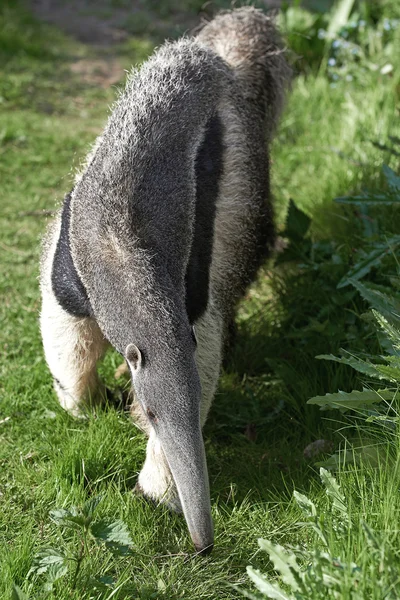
left=158, top=421, right=214, bottom=554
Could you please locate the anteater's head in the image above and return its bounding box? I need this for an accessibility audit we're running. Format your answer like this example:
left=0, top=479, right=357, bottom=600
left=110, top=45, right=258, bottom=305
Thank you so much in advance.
left=125, top=316, right=213, bottom=555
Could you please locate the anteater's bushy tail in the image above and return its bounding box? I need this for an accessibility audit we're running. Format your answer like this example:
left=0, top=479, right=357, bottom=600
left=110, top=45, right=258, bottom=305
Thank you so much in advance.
left=196, top=7, right=291, bottom=138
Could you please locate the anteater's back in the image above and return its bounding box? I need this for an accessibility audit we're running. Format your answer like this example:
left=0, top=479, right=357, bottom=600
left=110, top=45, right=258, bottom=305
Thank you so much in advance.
left=194, top=8, right=291, bottom=323
left=197, top=7, right=291, bottom=139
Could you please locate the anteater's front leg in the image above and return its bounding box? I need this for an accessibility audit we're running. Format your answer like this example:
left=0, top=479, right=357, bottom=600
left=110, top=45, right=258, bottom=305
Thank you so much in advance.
left=40, top=289, right=108, bottom=415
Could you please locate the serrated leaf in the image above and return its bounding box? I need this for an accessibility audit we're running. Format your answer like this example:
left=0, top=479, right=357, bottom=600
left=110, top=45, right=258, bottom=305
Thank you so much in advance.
left=11, top=585, right=30, bottom=600
left=307, top=388, right=392, bottom=410
left=29, top=547, right=67, bottom=576
left=316, top=353, right=391, bottom=381
left=49, top=508, right=86, bottom=528
left=373, top=311, right=400, bottom=353
left=258, top=539, right=302, bottom=591
left=83, top=495, right=103, bottom=519
left=284, top=199, right=310, bottom=241
left=310, top=381, right=388, bottom=404
left=293, top=491, right=317, bottom=517
left=49, top=509, right=71, bottom=524
left=246, top=567, right=293, bottom=599
left=43, top=562, right=69, bottom=591
left=87, top=576, right=115, bottom=592
left=320, top=468, right=348, bottom=518
left=350, top=280, right=400, bottom=327
left=384, top=356, right=400, bottom=367
left=91, top=519, right=133, bottom=546
left=337, top=246, right=393, bottom=289
left=374, top=364, right=400, bottom=383
left=383, top=164, right=400, bottom=194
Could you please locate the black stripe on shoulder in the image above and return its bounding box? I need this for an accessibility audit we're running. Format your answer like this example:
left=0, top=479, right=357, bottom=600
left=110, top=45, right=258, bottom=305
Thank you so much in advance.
left=51, top=191, right=93, bottom=318
left=185, top=114, right=224, bottom=324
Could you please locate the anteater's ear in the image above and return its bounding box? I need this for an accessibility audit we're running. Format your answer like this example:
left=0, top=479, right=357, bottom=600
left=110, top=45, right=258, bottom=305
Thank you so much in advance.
left=125, top=343, right=142, bottom=372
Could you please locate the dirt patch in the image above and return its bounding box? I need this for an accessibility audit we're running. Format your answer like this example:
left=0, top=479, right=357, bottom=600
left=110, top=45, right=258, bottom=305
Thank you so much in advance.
left=70, top=57, right=124, bottom=87
left=29, top=0, right=134, bottom=87
left=30, top=0, right=131, bottom=46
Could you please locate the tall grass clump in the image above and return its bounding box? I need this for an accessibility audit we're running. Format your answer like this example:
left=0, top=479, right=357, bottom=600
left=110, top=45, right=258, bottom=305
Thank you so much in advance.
left=242, top=132, right=400, bottom=600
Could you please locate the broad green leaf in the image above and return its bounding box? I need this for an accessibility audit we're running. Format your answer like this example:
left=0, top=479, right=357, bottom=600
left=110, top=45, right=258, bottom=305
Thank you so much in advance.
left=83, top=495, right=103, bottom=519
left=43, top=562, right=69, bottom=591
left=87, top=576, right=115, bottom=593
left=320, top=468, right=348, bottom=518
left=293, top=491, right=317, bottom=517
left=91, top=519, right=133, bottom=547
left=327, top=0, right=356, bottom=36
left=337, top=246, right=394, bottom=289
left=308, top=388, right=393, bottom=410
left=246, top=567, right=293, bottom=599
left=383, top=164, right=400, bottom=194
left=11, top=585, right=30, bottom=600
left=29, top=547, right=66, bottom=576
left=49, top=509, right=71, bottom=524
left=49, top=508, right=86, bottom=528
left=284, top=199, right=311, bottom=241
left=258, top=539, right=302, bottom=591
left=316, top=353, right=391, bottom=381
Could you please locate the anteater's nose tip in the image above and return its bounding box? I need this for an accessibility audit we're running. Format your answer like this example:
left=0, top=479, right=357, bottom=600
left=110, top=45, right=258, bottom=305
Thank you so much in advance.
left=194, top=542, right=214, bottom=556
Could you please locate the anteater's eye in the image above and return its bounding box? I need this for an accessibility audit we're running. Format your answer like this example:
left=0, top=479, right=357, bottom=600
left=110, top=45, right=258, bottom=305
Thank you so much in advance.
left=191, top=325, right=198, bottom=346
left=146, top=408, right=157, bottom=422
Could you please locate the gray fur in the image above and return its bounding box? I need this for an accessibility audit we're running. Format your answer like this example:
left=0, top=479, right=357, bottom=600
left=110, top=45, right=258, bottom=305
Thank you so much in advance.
left=40, top=7, right=291, bottom=554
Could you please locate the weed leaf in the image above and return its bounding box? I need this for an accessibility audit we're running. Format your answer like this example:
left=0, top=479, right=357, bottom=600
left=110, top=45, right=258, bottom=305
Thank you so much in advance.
left=308, top=388, right=392, bottom=410
left=43, top=562, right=69, bottom=591
left=350, top=280, right=400, bottom=327
left=320, top=468, right=348, bottom=518
left=258, top=539, right=302, bottom=591
left=49, top=509, right=72, bottom=524
left=11, top=585, right=30, bottom=600
left=373, top=311, right=400, bottom=353
left=337, top=245, right=394, bottom=289
left=49, top=508, right=87, bottom=528
left=293, top=491, right=317, bottom=517
left=246, top=567, right=293, bottom=599
left=83, top=495, right=103, bottom=519
left=316, top=353, right=391, bottom=381
left=91, top=519, right=133, bottom=547
left=29, top=547, right=67, bottom=576
left=284, top=199, right=310, bottom=241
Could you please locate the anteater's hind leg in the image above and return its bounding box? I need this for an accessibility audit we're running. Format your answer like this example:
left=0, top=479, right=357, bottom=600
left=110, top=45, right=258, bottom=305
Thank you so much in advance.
left=135, top=300, right=224, bottom=510
left=40, top=287, right=109, bottom=416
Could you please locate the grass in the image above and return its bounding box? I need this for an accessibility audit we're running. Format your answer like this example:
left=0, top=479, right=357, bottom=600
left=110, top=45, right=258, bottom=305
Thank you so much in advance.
left=1, top=0, right=400, bottom=598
